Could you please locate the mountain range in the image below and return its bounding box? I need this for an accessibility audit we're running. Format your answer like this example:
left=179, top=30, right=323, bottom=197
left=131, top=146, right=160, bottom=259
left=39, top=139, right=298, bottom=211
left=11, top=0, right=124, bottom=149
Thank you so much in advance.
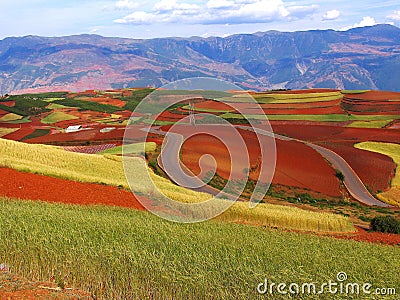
left=1, top=24, right=400, bottom=93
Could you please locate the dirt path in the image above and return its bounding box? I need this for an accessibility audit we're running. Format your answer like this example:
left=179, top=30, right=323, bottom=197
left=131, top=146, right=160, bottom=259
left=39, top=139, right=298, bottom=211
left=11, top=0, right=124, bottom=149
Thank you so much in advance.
left=0, top=271, right=91, bottom=300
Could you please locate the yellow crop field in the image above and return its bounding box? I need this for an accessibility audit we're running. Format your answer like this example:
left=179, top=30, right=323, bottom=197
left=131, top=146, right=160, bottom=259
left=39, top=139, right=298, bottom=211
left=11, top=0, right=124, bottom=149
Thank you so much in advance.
left=355, top=142, right=400, bottom=206
left=0, top=127, right=18, bottom=137
left=254, top=92, right=343, bottom=104
left=347, top=120, right=392, bottom=128
left=0, top=113, right=23, bottom=122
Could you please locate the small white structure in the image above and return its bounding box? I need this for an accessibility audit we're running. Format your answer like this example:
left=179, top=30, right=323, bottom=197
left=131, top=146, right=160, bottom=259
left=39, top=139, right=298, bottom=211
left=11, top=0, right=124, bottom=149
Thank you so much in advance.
left=65, top=125, right=83, bottom=133
left=100, top=127, right=116, bottom=133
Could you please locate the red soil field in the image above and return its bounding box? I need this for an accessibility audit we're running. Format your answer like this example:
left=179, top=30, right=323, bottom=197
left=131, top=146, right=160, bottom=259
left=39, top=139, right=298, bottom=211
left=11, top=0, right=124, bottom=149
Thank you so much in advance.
left=324, top=142, right=395, bottom=193
left=272, top=124, right=400, bottom=144
left=273, top=139, right=341, bottom=196
left=190, top=99, right=344, bottom=115
left=195, top=100, right=234, bottom=111
left=261, top=105, right=344, bottom=115
left=342, top=91, right=400, bottom=114
left=0, top=167, right=145, bottom=210
left=259, top=99, right=341, bottom=109
left=157, top=110, right=188, bottom=122
left=2, top=127, right=35, bottom=141
left=334, top=226, right=400, bottom=245
left=344, top=90, right=400, bottom=101
left=0, top=101, right=15, bottom=107
left=180, top=127, right=341, bottom=197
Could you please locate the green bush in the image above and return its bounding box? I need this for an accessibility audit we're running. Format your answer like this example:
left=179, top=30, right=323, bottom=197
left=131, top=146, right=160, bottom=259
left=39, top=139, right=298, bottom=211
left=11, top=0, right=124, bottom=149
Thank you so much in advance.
left=370, top=215, right=400, bottom=234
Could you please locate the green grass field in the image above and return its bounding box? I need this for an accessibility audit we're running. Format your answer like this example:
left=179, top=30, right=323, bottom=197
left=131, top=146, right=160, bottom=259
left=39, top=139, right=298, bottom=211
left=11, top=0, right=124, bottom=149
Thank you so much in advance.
left=222, top=112, right=397, bottom=122
left=99, top=142, right=157, bottom=155
left=41, top=112, right=79, bottom=124
left=182, top=104, right=234, bottom=113
left=0, top=198, right=397, bottom=299
left=341, top=90, right=370, bottom=94
left=42, top=97, right=66, bottom=102
left=0, top=138, right=353, bottom=232
left=47, top=103, right=71, bottom=109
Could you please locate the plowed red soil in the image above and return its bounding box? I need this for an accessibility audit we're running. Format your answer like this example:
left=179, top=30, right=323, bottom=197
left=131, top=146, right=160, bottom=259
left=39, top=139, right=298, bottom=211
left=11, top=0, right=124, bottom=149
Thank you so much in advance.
left=180, top=127, right=341, bottom=197
left=342, top=91, right=400, bottom=114
left=0, top=167, right=145, bottom=210
left=259, top=99, right=341, bottom=109
left=157, top=110, right=188, bottom=121
left=272, top=124, right=400, bottom=144
left=261, top=105, right=344, bottom=115
left=0, top=101, right=15, bottom=107
left=344, top=90, right=400, bottom=101
left=334, top=226, right=400, bottom=245
left=271, top=124, right=398, bottom=193
left=2, top=128, right=35, bottom=140
left=323, top=142, right=395, bottom=193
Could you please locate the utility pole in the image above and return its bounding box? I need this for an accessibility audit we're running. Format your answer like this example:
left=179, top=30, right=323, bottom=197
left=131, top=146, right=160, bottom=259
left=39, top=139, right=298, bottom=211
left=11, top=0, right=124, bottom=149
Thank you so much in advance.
left=189, top=99, right=195, bottom=126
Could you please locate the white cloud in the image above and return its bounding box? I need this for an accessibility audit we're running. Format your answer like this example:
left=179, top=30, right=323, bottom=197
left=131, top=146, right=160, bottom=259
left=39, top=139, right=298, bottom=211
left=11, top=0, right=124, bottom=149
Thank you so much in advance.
left=114, top=0, right=319, bottom=25
left=154, top=0, right=199, bottom=12
left=341, top=16, right=377, bottom=30
left=115, top=0, right=139, bottom=10
left=287, top=5, right=318, bottom=20
left=388, top=10, right=400, bottom=21
left=357, top=16, right=377, bottom=27
left=206, top=0, right=235, bottom=9
left=323, top=9, right=340, bottom=21
left=115, top=11, right=160, bottom=24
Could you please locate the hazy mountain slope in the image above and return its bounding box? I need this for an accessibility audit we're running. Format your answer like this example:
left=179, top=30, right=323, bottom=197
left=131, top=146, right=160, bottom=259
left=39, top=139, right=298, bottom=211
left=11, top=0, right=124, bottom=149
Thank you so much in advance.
left=1, top=24, right=400, bottom=93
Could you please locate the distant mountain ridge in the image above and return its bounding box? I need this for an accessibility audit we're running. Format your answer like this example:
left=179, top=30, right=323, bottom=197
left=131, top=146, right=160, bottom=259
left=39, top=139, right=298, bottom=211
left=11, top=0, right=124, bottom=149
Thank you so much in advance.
left=1, top=24, right=400, bottom=93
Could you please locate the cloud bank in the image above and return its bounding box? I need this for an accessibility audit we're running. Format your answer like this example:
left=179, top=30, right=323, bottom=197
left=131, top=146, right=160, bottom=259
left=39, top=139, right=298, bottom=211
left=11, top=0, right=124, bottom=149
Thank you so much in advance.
left=114, top=0, right=319, bottom=25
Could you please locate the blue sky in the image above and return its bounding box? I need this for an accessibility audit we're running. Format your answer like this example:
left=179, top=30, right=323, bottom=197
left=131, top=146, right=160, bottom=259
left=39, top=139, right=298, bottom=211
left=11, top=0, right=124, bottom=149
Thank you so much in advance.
left=1, top=0, right=400, bottom=39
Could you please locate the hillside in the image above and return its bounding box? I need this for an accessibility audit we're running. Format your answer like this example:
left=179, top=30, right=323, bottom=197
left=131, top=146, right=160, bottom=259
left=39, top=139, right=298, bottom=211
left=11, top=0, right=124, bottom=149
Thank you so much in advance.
left=1, top=25, right=400, bottom=93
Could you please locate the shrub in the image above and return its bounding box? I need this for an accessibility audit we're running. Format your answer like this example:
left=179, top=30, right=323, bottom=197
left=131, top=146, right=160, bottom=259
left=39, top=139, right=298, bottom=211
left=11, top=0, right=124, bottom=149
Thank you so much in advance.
left=335, top=170, right=345, bottom=182
left=370, top=215, right=400, bottom=234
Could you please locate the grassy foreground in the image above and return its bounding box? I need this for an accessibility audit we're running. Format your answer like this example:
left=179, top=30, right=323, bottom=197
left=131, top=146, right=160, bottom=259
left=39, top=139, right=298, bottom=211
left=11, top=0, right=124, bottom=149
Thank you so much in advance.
left=355, top=142, right=400, bottom=206
left=0, top=198, right=398, bottom=299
